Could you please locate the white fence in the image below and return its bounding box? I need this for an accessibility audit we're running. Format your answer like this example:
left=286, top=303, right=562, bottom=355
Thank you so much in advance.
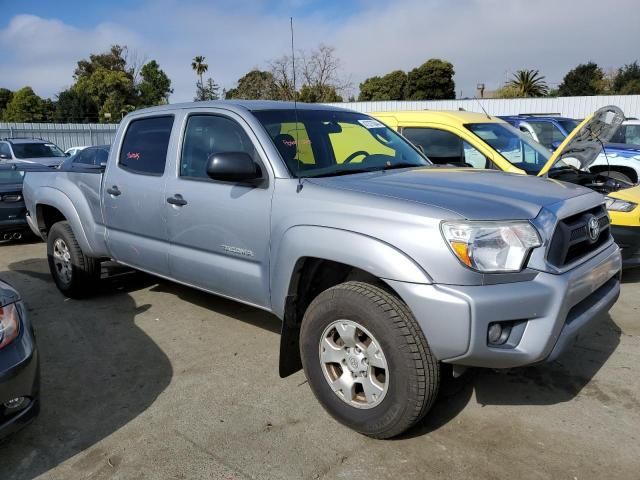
left=0, top=123, right=119, bottom=151
left=327, top=95, right=640, bottom=119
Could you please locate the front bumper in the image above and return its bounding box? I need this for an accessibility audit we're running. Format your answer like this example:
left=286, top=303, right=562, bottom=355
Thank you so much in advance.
left=387, top=243, right=621, bottom=369
left=0, top=302, right=40, bottom=439
left=611, top=225, right=640, bottom=268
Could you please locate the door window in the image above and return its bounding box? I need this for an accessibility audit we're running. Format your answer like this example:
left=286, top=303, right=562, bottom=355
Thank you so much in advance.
left=527, top=121, right=566, bottom=149
left=403, top=127, right=490, bottom=168
left=180, top=115, right=258, bottom=179
left=0, top=142, right=11, bottom=158
left=73, top=148, right=95, bottom=165
left=119, top=116, right=174, bottom=175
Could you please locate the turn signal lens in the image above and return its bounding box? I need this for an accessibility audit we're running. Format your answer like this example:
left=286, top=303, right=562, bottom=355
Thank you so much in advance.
left=0, top=303, right=20, bottom=350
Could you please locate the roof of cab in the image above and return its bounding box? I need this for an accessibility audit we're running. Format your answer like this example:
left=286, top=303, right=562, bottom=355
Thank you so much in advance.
left=371, top=110, right=504, bottom=126
left=131, top=100, right=353, bottom=117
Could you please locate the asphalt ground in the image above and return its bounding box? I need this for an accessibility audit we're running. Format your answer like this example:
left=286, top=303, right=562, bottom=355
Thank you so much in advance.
left=1, top=238, right=639, bottom=479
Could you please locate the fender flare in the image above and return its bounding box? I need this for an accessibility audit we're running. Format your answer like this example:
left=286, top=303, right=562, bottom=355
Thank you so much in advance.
left=34, top=187, right=93, bottom=253
left=270, top=225, right=432, bottom=319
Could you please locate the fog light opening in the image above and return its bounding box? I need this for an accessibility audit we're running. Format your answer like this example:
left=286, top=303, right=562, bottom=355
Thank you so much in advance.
left=3, top=396, right=29, bottom=411
left=487, top=322, right=512, bottom=346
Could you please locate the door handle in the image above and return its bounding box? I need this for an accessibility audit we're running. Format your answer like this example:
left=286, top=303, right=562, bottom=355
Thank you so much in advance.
left=167, top=194, right=188, bottom=206
left=107, top=186, right=121, bottom=196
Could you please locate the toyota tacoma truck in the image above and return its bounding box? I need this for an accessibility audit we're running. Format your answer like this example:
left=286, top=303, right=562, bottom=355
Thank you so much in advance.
left=22, top=101, right=622, bottom=438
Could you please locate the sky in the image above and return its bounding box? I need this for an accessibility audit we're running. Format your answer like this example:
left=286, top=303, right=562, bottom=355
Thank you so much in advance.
left=1, top=0, right=639, bottom=102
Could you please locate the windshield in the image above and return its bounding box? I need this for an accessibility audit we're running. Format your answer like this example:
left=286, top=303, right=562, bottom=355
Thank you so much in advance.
left=253, top=109, right=429, bottom=178
left=466, top=122, right=552, bottom=174
left=0, top=169, right=25, bottom=184
left=558, top=119, right=578, bottom=134
left=12, top=142, right=66, bottom=159
left=611, top=124, right=640, bottom=145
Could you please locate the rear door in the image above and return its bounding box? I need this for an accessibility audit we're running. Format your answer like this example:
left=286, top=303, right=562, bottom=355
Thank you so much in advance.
left=164, top=111, right=274, bottom=308
left=102, top=115, right=175, bottom=276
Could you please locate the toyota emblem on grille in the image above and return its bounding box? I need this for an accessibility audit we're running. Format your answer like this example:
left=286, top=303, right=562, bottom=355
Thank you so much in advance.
left=587, top=215, right=600, bottom=242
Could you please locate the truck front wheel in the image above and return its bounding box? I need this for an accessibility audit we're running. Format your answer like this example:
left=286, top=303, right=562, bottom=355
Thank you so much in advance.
left=300, top=281, right=439, bottom=439
left=47, top=221, right=100, bottom=298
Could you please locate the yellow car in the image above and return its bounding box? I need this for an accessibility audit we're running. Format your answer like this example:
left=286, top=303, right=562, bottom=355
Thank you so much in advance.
left=372, top=108, right=640, bottom=268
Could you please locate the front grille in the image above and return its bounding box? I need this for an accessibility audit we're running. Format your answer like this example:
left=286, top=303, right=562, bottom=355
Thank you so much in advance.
left=547, top=205, right=611, bottom=268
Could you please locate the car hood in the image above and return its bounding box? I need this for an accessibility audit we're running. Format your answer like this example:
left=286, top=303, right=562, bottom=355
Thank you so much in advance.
left=0, top=279, right=20, bottom=307
left=539, top=105, right=625, bottom=175
left=12, top=157, right=63, bottom=168
left=310, top=167, right=593, bottom=220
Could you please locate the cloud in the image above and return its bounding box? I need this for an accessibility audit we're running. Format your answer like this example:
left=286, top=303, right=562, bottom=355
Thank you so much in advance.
left=1, top=0, right=639, bottom=102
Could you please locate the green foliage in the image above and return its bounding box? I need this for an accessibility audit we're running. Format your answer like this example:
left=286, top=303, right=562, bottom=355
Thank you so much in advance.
left=195, top=78, right=220, bottom=101
left=0, top=88, right=13, bottom=119
left=55, top=88, right=99, bottom=123
left=139, top=60, right=173, bottom=106
left=619, top=79, right=640, bottom=95
left=613, top=62, right=640, bottom=93
left=3, top=87, right=46, bottom=122
left=358, top=70, right=407, bottom=101
left=557, top=62, right=604, bottom=96
left=298, top=84, right=342, bottom=103
left=225, top=70, right=278, bottom=100
left=75, top=45, right=130, bottom=80
left=493, top=85, right=526, bottom=99
left=405, top=59, right=455, bottom=100
left=505, top=69, right=549, bottom=97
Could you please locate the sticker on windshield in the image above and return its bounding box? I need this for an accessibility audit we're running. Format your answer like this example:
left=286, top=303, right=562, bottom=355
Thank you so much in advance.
left=358, top=119, right=385, bottom=129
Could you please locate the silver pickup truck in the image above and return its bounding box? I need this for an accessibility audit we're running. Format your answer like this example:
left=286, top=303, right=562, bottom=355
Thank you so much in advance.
left=23, top=101, right=622, bottom=438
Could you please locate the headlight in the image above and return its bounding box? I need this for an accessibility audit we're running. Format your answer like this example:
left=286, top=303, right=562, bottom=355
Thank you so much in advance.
left=441, top=221, right=541, bottom=272
left=604, top=196, right=637, bottom=212
left=0, top=303, right=20, bottom=350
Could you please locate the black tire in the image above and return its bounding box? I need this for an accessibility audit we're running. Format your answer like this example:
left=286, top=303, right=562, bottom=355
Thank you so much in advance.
left=300, top=281, right=439, bottom=439
left=602, top=170, right=633, bottom=184
left=46, top=221, right=100, bottom=298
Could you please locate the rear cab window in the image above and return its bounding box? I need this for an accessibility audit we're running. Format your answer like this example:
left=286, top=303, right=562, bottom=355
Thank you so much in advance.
left=119, top=116, right=174, bottom=175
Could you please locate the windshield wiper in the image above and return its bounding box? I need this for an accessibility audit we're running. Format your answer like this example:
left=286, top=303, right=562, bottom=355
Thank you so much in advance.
left=307, top=168, right=377, bottom=178
left=383, top=162, right=423, bottom=170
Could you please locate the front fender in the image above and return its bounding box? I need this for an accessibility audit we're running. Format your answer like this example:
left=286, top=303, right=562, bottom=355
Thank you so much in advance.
left=270, top=225, right=432, bottom=319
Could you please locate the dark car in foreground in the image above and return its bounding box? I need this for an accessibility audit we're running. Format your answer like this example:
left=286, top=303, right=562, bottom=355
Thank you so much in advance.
left=0, top=279, right=39, bottom=439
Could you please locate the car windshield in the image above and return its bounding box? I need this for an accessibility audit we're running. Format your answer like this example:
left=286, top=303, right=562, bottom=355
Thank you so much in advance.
left=558, top=119, right=578, bottom=134
left=0, top=169, right=25, bottom=184
left=253, top=109, right=429, bottom=178
left=466, top=122, right=552, bottom=174
left=12, top=142, right=66, bottom=159
left=611, top=124, right=640, bottom=145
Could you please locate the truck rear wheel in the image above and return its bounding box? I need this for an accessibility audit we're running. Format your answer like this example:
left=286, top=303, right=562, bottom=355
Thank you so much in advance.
left=300, top=281, right=439, bottom=439
left=47, top=221, right=100, bottom=298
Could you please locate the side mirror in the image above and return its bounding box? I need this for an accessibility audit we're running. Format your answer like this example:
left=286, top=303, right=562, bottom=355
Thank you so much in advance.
left=206, top=152, right=262, bottom=183
left=65, top=152, right=71, bottom=157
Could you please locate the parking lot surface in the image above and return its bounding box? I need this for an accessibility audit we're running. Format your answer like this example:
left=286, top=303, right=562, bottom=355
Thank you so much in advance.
left=1, top=239, right=639, bottom=479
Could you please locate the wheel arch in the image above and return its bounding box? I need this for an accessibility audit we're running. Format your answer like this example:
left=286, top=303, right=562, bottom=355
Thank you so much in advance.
left=272, top=226, right=432, bottom=377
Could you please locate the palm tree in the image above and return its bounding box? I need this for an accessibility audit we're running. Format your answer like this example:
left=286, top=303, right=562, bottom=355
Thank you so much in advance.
left=506, top=69, right=549, bottom=97
left=191, top=55, right=208, bottom=88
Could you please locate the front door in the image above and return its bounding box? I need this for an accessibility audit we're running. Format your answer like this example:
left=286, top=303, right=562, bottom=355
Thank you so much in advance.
left=102, top=115, right=175, bottom=276
left=164, top=112, right=273, bottom=308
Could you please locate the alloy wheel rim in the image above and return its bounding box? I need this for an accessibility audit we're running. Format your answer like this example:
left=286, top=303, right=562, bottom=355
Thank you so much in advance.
left=319, top=319, right=389, bottom=409
left=53, top=238, right=72, bottom=284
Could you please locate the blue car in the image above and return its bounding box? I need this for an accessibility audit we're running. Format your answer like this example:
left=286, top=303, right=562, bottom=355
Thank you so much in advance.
left=501, top=115, right=640, bottom=184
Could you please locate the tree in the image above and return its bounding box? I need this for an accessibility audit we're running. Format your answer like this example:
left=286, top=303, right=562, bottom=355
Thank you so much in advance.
left=505, top=69, right=549, bottom=97
left=613, top=62, right=640, bottom=93
left=358, top=70, right=408, bottom=101
left=191, top=55, right=209, bottom=89
left=0, top=88, right=13, bottom=119
left=493, top=85, right=525, bottom=99
left=299, top=44, right=349, bottom=99
left=3, top=87, right=45, bottom=122
left=225, top=70, right=278, bottom=100
left=557, top=62, right=604, bottom=96
left=405, top=59, right=455, bottom=100
left=139, top=60, right=173, bottom=106
left=298, top=84, right=342, bottom=103
left=619, top=79, right=640, bottom=95
left=269, top=55, right=297, bottom=101
left=195, top=78, right=220, bottom=101
left=55, top=88, right=99, bottom=123
left=75, top=44, right=130, bottom=80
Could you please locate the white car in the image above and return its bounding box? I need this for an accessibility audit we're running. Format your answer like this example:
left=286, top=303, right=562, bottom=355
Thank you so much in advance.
left=64, top=146, right=89, bottom=157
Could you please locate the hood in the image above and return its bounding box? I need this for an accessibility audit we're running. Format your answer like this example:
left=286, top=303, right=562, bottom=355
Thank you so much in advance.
left=608, top=184, right=640, bottom=203
left=539, top=105, right=625, bottom=175
left=10, top=157, right=62, bottom=168
left=0, top=279, right=20, bottom=307
left=310, top=167, right=593, bottom=221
